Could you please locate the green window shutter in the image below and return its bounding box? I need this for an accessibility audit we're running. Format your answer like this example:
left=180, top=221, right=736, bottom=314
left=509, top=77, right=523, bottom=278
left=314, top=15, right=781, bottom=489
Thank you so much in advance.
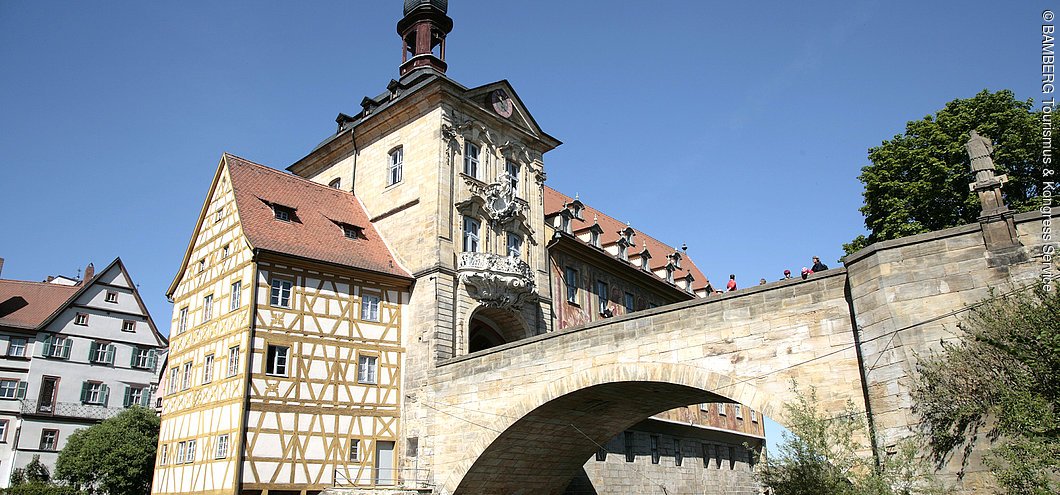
left=148, top=350, right=157, bottom=372
left=140, top=387, right=151, bottom=408
left=123, top=386, right=132, bottom=408
left=16, top=382, right=27, bottom=399
left=105, top=344, right=115, bottom=365
left=80, top=382, right=90, bottom=403
left=89, top=342, right=99, bottom=362
left=61, top=339, right=71, bottom=359
left=130, top=347, right=139, bottom=367
left=101, top=384, right=110, bottom=407
left=41, top=337, right=52, bottom=358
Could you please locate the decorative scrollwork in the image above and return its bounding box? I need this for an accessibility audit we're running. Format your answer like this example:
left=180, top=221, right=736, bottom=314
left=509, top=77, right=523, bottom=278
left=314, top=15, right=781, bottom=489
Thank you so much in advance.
left=457, top=252, right=537, bottom=310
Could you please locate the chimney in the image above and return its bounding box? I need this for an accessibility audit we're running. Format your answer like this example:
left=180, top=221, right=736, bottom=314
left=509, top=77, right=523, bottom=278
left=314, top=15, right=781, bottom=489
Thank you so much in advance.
left=83, top=263, right=95, bottom=284
left=0, top=257, right=4, bottom=278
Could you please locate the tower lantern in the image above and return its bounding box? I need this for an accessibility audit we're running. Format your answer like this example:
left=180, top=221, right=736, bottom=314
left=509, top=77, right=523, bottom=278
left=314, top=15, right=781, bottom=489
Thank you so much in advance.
left=397, top=0, right=453, bottom=76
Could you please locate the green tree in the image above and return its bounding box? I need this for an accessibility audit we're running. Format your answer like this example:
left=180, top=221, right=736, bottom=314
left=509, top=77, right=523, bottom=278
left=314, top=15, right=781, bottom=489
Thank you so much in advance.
left=912, top=285, right=1060, bottom=494
left=5, top=455, right=81, bottom=495
left=757, top=384, right=948, bottom=495
left=845, top=89, right=1042, bottom=254
left=54, top=407, right=160, bottom=495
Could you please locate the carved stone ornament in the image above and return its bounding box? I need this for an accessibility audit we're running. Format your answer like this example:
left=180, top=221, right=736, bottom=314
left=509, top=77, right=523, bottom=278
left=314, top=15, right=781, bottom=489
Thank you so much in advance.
left=482, top=172, right=526, bottom=223
left=457, top=252, right=537, bottom=309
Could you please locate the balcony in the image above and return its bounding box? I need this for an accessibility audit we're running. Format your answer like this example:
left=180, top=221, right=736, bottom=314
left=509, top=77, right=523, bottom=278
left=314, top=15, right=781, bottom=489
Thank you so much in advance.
left=20, top=399, right=127, bottom=421
left=457, top=252, right=537, bottom=310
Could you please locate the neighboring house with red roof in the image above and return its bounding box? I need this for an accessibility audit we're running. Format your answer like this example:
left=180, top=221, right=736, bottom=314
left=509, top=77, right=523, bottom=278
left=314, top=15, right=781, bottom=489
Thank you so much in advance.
left=0, top=258, right=166, bottom=487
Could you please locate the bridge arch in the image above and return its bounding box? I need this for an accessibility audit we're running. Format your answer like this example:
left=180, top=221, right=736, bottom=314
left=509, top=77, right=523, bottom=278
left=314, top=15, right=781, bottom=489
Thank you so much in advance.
left=467, top=304, right=531, bottom=353
left=434, top=362, right=787, bottom=495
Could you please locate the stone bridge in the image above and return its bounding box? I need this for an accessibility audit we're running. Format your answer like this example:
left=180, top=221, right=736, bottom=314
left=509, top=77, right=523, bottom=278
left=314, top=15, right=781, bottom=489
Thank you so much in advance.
left=417, top=211, right=1049, bottom=494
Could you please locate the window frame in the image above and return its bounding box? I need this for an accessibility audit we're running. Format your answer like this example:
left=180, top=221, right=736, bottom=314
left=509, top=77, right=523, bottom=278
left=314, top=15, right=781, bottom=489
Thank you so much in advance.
left=675, top=439, right=683, bottom=466
left=181, top=361, right=193, bottom=390
left=74, top=313, right=89, bottom=326
left=623, top=431, right=635, bottom=463
left=122, top=320, right=136, bottom=332
left=596, top=280, right=609, bottom=315
left=565, top=267, right=579, bottom=304
left=273, top=205, right=291, bottom=222
left=463, top=142, right=480, bottom=178
left=505, top=159, right=519, bottom=193
left=227, top=346, right=240, bottom=377
left=203, top=354, right=215, bottom=384
left=178, top=307, right=188, bottom=334
left=39, top=429, right=59, bottom=451
left=105, top=291, right=118, bottom=303
left=230, top=280, right=242, bottom=312
left=361, top=294, right=381, bottom=322
left=82, top=381, right=106, bottom=405
left=269, top=278, right=293, bottom=308
left=7, top=337, right=26, bottom=358
left=328, top=177, right=341, bottom=189
left=624, top=292, right=635, bottom=314
left=0, top=380, right=19, bottom=400
left=349, top=439, right=360, bottom=461
left=265, top=344, right=290, bottom=377
left=202, top=293, right=214, bottom=321
left=650, top=435, right=660, bottom=465
left=506, top=232, right=523, bottom=259
left=216, top=434, right=230, bottom=459
left=462, top=216, right=480, bottom=253
left=357, top=354, right=378, bottom=385
left=133, top=347, right=152, bottom=369
left=387, top=146, right=404, bottom=186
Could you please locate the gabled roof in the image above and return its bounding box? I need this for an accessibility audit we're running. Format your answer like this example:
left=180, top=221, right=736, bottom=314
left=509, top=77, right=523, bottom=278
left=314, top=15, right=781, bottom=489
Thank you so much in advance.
left=0, top=258, right=167, bottom=345
left=544, top=186, right=710, bottom=291
left=170, top=154, right=412, bottom=294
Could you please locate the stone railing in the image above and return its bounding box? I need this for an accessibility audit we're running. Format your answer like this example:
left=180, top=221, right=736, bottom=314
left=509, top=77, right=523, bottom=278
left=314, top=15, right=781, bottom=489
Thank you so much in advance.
left=20, top=400, right=127, bottom=421
left=457, top=252, right=536, bottom=310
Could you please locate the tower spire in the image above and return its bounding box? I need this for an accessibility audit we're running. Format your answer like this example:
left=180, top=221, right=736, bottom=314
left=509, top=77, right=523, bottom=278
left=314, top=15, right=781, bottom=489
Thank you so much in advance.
left=397, top=0, right=454, bottom=76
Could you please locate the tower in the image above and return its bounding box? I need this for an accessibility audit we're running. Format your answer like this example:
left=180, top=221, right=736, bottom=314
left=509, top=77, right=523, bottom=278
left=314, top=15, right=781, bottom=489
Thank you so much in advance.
left=397, top=0, right=453, bottom=76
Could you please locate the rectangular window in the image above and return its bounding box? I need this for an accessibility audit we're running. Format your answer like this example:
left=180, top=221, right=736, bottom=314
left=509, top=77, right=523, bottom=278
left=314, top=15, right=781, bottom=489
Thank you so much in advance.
left=624, top=292, right=635, bottom=314
left=0, top=380, right=19, bottom=399
left=198, top=258, right=205, bottom=273
left=75, top=313, right=89, bottom=326
left=105, top=291, right=118, bottom=303
left=176, top=441, right=186, bottom=464
left=751, top=409, right=758, bottom=423
left=596, top=280, right=608, bottom=315
left=462, top=216, right=480, bottom=252
left=718, top=403, right=727, bottom=416
left=463, top=142, right=479, bottom=178
left=40, top=430, right=59, bottom=451
left=125, top=386, right=145, bottom=408
left=702, top=444, right=710, bottom=468
left=361, top=294, right=380, bottom=322
left=505, top=160, right=519, bottom=193
left=266, top=345, right=290, bottom=376
left=202, top=294, right=213, bottom=321
left=178, top=307, right=188, bottom=334
left=222, top=244, right=230, bottom=258
left=699, top=403, right=710, bottom=413
left=44, top=335, right=71, bottom=359
left=90, top=342, right=113, bottom=364
left=122, top=320, right=136, bottom=332
left=506, top=232, right=523, bottom=259
left=270, top=279, right=292, bottom=308
left=595, top=446, right=607, bottom=461
left=273, top=205, right=290, bottom=222
left=160, top=444, right=168, bottom=465
left=349, top=439, right=360, bottom=461
left=216, top=434, right=230, bottom=459
left=565, top=267, right=578, bottom=304
left=215, top=207, right=223, bottom=223
left=7, top=338, right=26, bottom=358
left=650, top=435, right=660, bottom=464
left=0, top=420, right=6, bottom=442
left=388, top=147, right=403, bottom=186
left=181, top=362, right=193, bottom=390
left=186, top=440, right=196, bottom=463
left=202, top=354, right=215, bottom=384
left=735, top=404, right=743, bottom=419
left=230, top=281, right=241, bottom=312
left=227, top=346, right=240, bottom=377
left=167, top=367, right=178, bottom=394
left=674, top=439, right=683, bottom=466
left=342, top=224, right=362, bottom=239
left=590, top=230, right=600, bottom=247
left=624, top=431, right=635, bottom=462
left=357, top=355, right=378, bottom=384
left=81, top=382, right=107, bottom=405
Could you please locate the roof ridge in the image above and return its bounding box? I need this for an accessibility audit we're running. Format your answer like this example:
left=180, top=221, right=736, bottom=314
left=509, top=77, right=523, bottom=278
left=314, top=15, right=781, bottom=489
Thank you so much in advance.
left=224, top=152, right=361, bottom=201
left=0, top=279, right=80, bottom=288
left=545, top=185, right=683, bottom=254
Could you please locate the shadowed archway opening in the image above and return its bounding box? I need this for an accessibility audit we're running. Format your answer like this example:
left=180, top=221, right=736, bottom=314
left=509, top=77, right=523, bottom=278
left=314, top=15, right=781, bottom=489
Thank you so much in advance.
left=468, top=306, right=529, bottom=353
left=453, top=381, right=732, bottom=495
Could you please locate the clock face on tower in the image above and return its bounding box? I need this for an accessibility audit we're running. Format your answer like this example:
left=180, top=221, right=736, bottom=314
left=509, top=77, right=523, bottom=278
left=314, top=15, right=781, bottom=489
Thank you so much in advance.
left=490, top=89, right=513, bottom=118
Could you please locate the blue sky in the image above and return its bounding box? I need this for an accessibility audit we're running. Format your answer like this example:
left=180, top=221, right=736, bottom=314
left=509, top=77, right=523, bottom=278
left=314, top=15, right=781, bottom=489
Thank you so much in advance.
left=0, top=1, right=1043, bottom=445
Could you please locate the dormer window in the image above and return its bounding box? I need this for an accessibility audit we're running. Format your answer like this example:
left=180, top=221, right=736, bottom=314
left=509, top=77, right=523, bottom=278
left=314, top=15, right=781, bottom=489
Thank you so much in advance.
left=684, top=274, right=695, bottom=294
left=618, top=241, right=629, bottom=261
left=569, top=200, right=584, bottom=220
left=640, top=249, right=651, bottom=271
left=273, top=205, right=292, bottom=222
left=590, top=230, right=600, bottom=248
left=665, top=264, right=675, bottom=284
left=559, top=211, right=574, bottom=234
left=670, top=251, right=683, bottom=269
left=621, top=226, right=636, bottom=244
left=329, top=178, right=341, bottom=189
left=464, top=142, right=480, bottom=178
left=342, top=224, right=363, bottom=240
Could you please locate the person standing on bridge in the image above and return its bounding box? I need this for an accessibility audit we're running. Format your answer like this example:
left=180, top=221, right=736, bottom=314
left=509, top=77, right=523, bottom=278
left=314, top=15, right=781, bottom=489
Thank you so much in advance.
left=726, top=274, right=737, bottom=291
left=811, top=256, right=828, bottom=272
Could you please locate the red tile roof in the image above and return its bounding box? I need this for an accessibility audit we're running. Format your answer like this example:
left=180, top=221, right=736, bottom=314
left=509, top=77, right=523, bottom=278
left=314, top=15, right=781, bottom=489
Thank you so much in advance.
left=225, top=154, right=411, bottom=279
left=543, top=186, right=711, bottom=291
left=0, top=280, right=78, bottom=329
